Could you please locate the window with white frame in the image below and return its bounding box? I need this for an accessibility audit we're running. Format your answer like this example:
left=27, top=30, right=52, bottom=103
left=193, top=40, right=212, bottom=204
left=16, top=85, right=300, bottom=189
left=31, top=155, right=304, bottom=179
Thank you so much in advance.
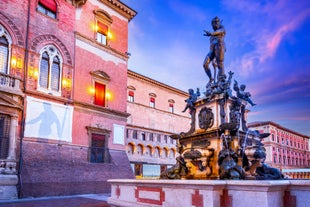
left=168, top=99, right=175, bottom=113
left=149, top=97, right=155, bottom=108
left=128, top=91, right=134, bottom=102
left=94, top=10, right=112, bottom=46
left=38, top=45, right=62, bottom=95
left=90, top=70, right=111, bottom=107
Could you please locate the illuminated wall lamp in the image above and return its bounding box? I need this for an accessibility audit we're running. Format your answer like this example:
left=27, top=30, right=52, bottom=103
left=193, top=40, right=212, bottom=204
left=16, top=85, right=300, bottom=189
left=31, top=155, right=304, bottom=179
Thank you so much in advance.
left=11, top=57, right=17, bottom=68
left=88, top=86, right=95, bottom=95
left=62, top=79, right=71, bottom=89
left=28, top=67, right=38, bottom=79
left=107, top=31, right=113, bottom=40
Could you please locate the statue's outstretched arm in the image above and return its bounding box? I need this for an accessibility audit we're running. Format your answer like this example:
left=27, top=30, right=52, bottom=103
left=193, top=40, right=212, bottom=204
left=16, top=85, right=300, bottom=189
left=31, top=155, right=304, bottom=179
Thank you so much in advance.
left=211, top=27, right=225, bottom=36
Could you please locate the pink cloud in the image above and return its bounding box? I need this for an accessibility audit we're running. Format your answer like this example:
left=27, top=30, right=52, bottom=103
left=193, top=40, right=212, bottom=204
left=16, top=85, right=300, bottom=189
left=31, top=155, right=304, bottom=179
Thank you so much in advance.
left=224, top=0, right=310, bottom=77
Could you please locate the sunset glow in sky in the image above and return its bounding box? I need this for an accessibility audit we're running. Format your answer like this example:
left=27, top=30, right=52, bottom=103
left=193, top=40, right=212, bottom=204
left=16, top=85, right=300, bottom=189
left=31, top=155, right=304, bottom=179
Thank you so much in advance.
left=121, top=0, right=310, bottom=135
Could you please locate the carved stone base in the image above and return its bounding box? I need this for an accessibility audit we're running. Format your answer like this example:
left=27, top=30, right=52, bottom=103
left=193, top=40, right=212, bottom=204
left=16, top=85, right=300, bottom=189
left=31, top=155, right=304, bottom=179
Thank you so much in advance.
left=0, top=174, right=18, bottom=199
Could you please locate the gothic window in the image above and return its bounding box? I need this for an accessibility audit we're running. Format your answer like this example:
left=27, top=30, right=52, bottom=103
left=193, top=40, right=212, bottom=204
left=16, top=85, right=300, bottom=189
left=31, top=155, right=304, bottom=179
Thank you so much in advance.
left=38, top=45, right=63, bottom=95
left=37, top=0, right=57, bottom=19
left=0, top=25, right=12, bottom=74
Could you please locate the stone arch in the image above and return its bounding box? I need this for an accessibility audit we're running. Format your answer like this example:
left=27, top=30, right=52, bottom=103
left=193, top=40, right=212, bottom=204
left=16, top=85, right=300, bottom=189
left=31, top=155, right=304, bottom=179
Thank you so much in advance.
left=146, top=145, right=153, bottom=157
left=127, top=142, right=135, bottom=155
left=137, top=143, right=144, bottom=155
left=154, top=146, right=161, bottom=158
left=0, top=12, right=24, bottom=46
left=169, top=148, right=176, bottom=158
left=30, top=34, right=72, bottom=65
left=162, top=147, right=169, bottom=158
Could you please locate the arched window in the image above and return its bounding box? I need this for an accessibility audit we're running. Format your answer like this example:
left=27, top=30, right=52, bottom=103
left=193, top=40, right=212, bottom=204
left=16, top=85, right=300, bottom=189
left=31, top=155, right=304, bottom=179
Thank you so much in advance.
left=38, top=45, right=63, bottom=95
left=0, top=24, right=12, bottom=74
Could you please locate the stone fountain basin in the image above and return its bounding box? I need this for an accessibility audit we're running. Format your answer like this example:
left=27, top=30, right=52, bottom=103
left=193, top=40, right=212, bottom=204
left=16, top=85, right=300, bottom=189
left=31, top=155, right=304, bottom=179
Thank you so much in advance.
left=108, top=179, right=310, bottom=207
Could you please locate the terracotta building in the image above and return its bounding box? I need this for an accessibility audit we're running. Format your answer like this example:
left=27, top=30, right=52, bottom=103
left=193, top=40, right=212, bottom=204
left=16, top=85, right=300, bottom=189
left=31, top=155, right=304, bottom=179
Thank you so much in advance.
left=126, top=70, right=191, bottom=178
left=0, top=0, right=136, bottom=199
left=248, top=121, right=310, bottom=178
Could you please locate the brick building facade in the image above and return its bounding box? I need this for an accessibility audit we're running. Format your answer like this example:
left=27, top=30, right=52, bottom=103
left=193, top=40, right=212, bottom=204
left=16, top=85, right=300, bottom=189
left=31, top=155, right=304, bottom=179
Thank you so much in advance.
left=126, top=70, right=191, bottom=178
left=0, top=0, right=136, bottom=199
left=248, top=121, right=310, bottom=179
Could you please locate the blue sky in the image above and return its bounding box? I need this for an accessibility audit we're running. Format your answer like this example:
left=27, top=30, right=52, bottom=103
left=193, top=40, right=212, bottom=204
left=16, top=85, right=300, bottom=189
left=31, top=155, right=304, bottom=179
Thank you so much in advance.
left=121, top=0, right=310, bottom=136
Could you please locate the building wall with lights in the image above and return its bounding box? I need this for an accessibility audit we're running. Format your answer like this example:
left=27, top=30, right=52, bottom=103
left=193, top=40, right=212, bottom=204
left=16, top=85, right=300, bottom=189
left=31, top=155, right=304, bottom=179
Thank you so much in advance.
left=0, top=0, right=136, bottom=199
left=248, top=121, right=310, bottom=179
left=126, top=70, right=191, bottom=178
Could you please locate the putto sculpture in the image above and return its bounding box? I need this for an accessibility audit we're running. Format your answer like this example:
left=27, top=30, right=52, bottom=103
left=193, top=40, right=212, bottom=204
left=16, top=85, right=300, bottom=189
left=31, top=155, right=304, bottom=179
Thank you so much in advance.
left=160, top=17, right=283, bottom=181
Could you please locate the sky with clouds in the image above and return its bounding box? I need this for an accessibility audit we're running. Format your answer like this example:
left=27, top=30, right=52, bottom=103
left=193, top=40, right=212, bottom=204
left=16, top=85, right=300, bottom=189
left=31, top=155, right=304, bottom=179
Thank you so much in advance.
left=121, top=0, right=310, bottom=136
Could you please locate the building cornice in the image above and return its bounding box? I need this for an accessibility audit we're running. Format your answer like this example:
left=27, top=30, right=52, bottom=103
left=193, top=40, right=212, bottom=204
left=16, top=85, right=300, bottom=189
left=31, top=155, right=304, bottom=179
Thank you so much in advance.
left=127, top=69, right=188, bottom=97
left=127, top=101, right=190, bottom=119
left=74, top=100, right=130, bottom=119
left=75, top=32, right=129, bottom=61
left=98, top=0, right=137, bottom=21
left=126, top=124, right=173, bottom=135
left=248, top=121, right=310, bottom=139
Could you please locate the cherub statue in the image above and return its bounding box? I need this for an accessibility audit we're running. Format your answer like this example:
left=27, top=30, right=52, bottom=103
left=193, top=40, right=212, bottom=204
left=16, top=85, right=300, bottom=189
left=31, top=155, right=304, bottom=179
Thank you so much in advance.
left=233, top=80, right=256, bottom=106
left=182, top=88, right=200, bottom=113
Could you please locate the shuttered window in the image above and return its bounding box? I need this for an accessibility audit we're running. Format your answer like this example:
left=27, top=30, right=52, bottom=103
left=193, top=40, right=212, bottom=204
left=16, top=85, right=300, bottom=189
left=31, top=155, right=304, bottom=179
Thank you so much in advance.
left=0, top=114, right=10, bottom=159
left=38, top=45, right=62, bottom=95
left=38, top=0, right=57, bottom=19
left=94, top=82, right=106, bottom=106
left=39, top=52, right=49, bottom=88
left=51, top=56, right=60, bottom=91
left=96, top=20, right=108, bottom=45
left=0, top=36, right=9, bottom=74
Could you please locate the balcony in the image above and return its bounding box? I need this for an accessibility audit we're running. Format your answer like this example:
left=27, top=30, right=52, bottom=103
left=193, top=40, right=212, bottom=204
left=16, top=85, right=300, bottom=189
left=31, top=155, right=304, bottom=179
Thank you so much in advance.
left=0, top=72, right=23, bottom=96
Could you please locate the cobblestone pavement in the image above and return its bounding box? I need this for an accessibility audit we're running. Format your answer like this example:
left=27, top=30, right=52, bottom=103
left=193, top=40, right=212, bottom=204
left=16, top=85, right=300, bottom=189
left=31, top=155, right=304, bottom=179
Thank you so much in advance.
left=0, top=194, right=112, bottom=207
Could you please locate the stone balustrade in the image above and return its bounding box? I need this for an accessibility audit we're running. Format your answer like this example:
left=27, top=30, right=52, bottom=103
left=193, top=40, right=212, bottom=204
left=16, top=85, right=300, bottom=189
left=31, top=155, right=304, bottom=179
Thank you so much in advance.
left=0, top=73, right=22, bottom=94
